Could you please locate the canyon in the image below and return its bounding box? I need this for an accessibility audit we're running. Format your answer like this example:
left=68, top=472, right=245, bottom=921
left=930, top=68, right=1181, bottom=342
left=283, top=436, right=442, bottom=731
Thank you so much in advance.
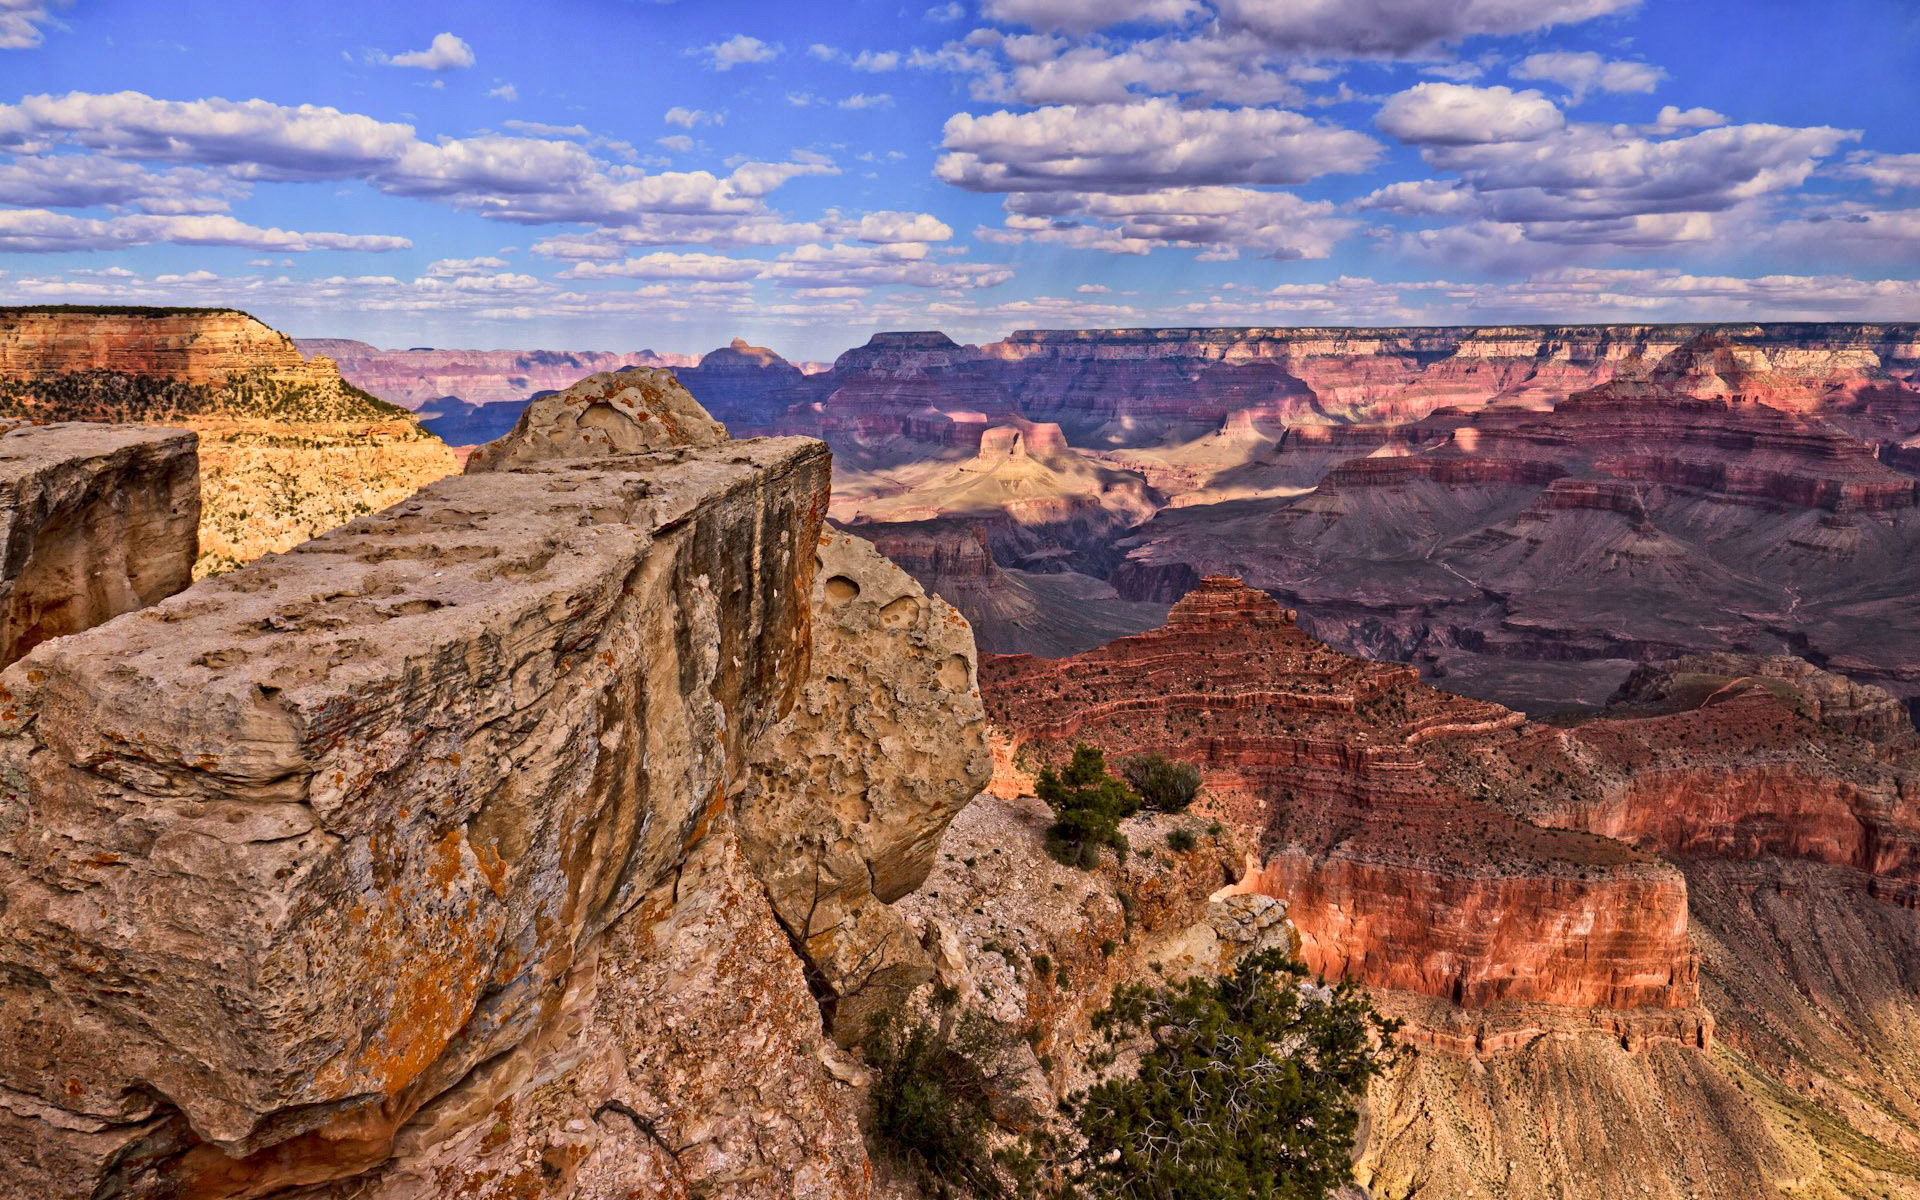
left=6, top=306, right=1919, bottom=1198
left=322, top=323, right=1920, bottom=710
left=982, top=576, right=1920, bottom=1197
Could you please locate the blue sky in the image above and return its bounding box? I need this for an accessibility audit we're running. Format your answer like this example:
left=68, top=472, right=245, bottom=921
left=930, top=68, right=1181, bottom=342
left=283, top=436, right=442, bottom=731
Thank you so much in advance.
left=1, top=0, right=1917, bottom=358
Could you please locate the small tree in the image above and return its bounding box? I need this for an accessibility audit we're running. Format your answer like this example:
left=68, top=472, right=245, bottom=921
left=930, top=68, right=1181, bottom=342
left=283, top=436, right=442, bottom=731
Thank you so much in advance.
left=1037, top=745, right=1140, bottom=869
left=1062, top=948, right=1401, bottom=1200
left=865, top=1009, right=1019, bottom=1199
left=1120, top=754, right=1203, bottom=813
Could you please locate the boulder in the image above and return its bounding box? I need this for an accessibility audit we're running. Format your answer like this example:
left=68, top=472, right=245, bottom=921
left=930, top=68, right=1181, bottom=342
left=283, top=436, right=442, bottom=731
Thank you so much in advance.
left=464, top=368, right=727, bottom=473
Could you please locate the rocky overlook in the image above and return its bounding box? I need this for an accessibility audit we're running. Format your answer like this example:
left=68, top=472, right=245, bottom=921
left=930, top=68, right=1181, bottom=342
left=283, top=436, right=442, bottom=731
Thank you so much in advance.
left=980, top=578, right=1920, bottom=1197
left=0, top=368, right=1306, bottom=1200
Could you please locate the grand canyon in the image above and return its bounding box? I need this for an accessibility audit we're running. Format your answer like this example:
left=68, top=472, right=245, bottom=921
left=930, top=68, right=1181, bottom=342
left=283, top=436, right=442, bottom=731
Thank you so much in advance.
left=6, top=1, right=1920, bottom=1194
left=1, top=304, right=1913, bottom=1197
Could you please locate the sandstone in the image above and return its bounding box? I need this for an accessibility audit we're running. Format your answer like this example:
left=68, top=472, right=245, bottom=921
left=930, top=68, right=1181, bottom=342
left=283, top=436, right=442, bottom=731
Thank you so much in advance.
left=464, top=368, right=728, bottom=473
left=0, top=435, right=830, bottom=1196
left=732, top=530, right=993, bottom=1028
left=0, top=421, right=198, bottom=666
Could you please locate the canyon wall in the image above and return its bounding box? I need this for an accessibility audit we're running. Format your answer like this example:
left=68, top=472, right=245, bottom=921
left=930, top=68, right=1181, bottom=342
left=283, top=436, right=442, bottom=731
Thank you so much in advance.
left=0, top=422, right=198, bottom=667
left=5, top=307, right=339, bottom=388
left=295, top=339, right=694, bottom=409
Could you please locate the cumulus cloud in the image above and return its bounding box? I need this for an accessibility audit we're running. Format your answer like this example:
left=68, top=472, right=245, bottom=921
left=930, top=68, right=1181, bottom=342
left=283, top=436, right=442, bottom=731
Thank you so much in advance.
left=1421, top=121, right=1858, bottom=222
left=926, top=2, right=966, bottom=20
left=656, top=134, right=694, bottom=152
left=839, top=92, right=894, bottom=109
left=425, top=255, right=510, bottom=277
left=997, top=31, right=1309, bottom=105
left=1376, top=83, right=1563, bottom=145
left=767, top=241, right=1013, bottom=289
left=1355, top=178, right=1479, bottom=214
left=385, top=32, right=475, bottom=71
left=1511, top=51, right=1663, bottom=101
left=937, top=98, right=1380, bottom=192
left=487, top=83, right=518, bottom=101
left=704, top=34, right=780, bottom=70
left=987, top=184, right=1357, bottom=259
left=0, top=208, right=411, bottom=253
left=0, top=0, right=62, bottom=50
left=981, top=0, right=1204, bottom=33
left=845, top=210, right=954, bottom=242
left=1213, top=0, right=1638, bottom=57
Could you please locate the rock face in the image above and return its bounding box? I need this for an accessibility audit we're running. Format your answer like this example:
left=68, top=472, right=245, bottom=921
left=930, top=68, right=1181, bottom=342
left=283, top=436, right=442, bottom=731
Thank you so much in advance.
left=7, top=308, right=339, bottom=388
left=671, top=339, right=809, bottom=435
left=1, top=308, right=458, bottom=579
left=464, top=368, right=728, bottom=473
left=732, top=530, right=993, bottom=1025
left=0, top=435, right=830, bottom=1196
left=0, top=422, right=198, bottom=667
left=296, top=340, right=694, bottom=410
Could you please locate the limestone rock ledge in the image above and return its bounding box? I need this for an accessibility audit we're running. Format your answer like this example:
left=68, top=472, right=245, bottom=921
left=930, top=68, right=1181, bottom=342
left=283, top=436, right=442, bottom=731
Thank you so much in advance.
left=733, top=530, right=993, bottom=1029
left=0, top=421, right=198, bottom=667
left=0, top=436, right=830, bottom=1197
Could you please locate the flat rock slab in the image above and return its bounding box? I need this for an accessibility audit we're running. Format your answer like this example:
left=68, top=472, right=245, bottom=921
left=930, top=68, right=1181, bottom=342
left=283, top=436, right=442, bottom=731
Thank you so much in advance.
left=0, top=436, right=828, bottom=1198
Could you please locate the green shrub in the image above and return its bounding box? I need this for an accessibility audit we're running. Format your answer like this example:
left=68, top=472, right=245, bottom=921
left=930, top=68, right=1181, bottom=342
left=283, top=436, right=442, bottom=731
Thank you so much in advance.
left=1166, top=827, right=1197, bottom=853
left=1120, top=753, right=1203, bottom=813
left=1057, top=948, right=1402, bottom=1199
left=1037, top=745, right=1139, bottom=869
left=865, top=1011, right=1017, bottom=1198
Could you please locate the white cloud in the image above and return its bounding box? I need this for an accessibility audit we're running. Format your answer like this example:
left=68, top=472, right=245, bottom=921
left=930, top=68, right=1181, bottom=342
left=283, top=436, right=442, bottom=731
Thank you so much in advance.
left=0, top=155, right=241, bottom=213
left=926, top=2, right=966, bottom=20
left=839, top=92, right=894, bottom=109
left=989, top=185, right=1357, bottom=259
left=846, top=210, right=954, bottom=242
left=0, top=91, right=832, bottom=233
left=487, top=83, right=518, bottom=101
left=993, top=30, right=1309, bottom=105
left=559, top=251, right=767, bottom=281
left=0, top=0, right=62, bottom=50
left=1651, top=104, right=1726, bottom=131
left=1076, top=283, right=1112, bottom=293
left=705, top=34, right=780, bottom=70
left=664, top=106, right=722, bottom=128
left=1376, top=83, right=1563, bottom=145
left=767, top=242, right=1013, bottom=289
left=937, top=97, right=1381, bottom=192
left=425, top=255, right=510, bottom=277
left=1838, top=151, right=1920, bottom=190
left=385, top=32, right=475, bottom=71
left=1512, top=51, right=1664, bottom=102
left=657, top=134, right=694, bottom=152
left=853, top=50, right=901, bottom=71
left=1356, top=178, right=1479, bottom=214
left=0, top=208, right=410, bottom=253
left=981, top=0, right=1204, bottom=33
left=1214, top=0, right=1638, bottom=57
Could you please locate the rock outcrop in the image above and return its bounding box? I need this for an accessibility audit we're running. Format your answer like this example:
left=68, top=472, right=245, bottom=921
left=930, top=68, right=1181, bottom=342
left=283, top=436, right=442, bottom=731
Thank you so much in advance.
left=463, top=368, right=727, bottom=474
left=6, top=308, right=339, bottom=389
left=0, top=358, right=1030, bottom=1199
left=0, top=422, right=198, bottom=667
left=733, top=530, right=993, bottom=1027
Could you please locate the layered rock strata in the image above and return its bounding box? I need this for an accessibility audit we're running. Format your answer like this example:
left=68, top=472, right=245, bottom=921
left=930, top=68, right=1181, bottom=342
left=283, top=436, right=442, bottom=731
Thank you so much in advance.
left=981, top=576, right=1702, bottom=1021
left=0, top=422, right=198, bottom=667
left=295, top=340, right=693, bottom=410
